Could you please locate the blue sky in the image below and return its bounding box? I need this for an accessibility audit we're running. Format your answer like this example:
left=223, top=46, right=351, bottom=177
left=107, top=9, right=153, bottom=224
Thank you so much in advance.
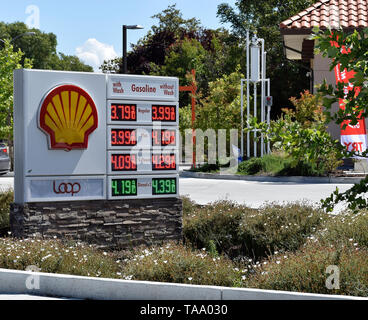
left=1, top=0, right=236, bottom=71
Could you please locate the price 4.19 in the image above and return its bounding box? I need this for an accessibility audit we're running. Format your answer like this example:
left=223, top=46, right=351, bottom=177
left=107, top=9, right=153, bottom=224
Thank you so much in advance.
left=111, top=179, right=137, bottom=196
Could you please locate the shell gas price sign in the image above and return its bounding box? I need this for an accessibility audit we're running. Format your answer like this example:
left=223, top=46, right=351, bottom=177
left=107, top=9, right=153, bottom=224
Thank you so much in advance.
left=14, top=69, right=179, bottom=203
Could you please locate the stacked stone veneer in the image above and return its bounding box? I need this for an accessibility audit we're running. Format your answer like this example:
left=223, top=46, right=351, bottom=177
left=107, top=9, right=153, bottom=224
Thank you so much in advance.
left=10, top=198, right=182, bottom=249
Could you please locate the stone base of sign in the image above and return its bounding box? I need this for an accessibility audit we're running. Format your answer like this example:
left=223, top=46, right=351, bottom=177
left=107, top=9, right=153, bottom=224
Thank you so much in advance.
left=354, top=159, right=368, bottom=173
left=10, top=198, right=182, bottom=249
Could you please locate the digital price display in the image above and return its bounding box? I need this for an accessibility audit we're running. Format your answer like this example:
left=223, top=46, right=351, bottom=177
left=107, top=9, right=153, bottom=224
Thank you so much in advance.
left=152, top=105, right=176, bottom=122
left=108, top=175, right=178, bottom=199
left=152, top=153, right=176, bottom=171
left=110, top=128, right=137, bottom=146
left=107, top=101, right=178, bottom=126
left=108, top=126, right=178, bottom=149
left=152, top=178, right=176, bottom=195
left=111, top=154, right=137, bottom=171
left=108, top=151, right=178, bottom=174
left=110, top=104, right=137, bottom=121
left=152, top=129, right=176, bottom=146
left=111, top=178, right=137, bottom=197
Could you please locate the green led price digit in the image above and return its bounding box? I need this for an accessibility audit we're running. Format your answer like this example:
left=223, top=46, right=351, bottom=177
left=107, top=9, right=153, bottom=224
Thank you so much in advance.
left=111, top=179, right=137, bottom=196
left=152, top=178, right=176, bottom=195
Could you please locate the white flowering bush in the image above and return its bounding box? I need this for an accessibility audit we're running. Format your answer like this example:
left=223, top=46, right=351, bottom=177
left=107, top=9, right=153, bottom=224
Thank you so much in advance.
left=0, top=237, right=121, bottom=278
left=117, top=242, right=244, bottom=287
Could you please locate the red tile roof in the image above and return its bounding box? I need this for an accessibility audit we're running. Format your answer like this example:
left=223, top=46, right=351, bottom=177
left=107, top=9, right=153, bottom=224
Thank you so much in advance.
left=280, top=0, right=368, bottom=32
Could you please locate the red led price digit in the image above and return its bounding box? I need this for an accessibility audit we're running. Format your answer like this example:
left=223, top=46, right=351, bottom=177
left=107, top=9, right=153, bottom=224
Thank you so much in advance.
left=111, top=130, right=117, bottom=144
left=152, top=105, right=176, bottom=121
left=158, top=106, right=164, bottom=120
left=131, top=154, right=137, bottom=169
left=111, top=104, right=118, bottom=120
left=164, top=155, right=171, bottom=169
left=164, top=107, right=171, bottom=120
left=152, top=106, right=158, bottom=120
left=125, top=105, right=131, bottom=120
left=171, top=106, right=175, bottom=121
left=131, top=105, right=136, bottom=120
left=152, top=130, right=159, bottom=146
left=111, top=129, right=136, bottom=146
left=111, top=154, right=137, bottom=171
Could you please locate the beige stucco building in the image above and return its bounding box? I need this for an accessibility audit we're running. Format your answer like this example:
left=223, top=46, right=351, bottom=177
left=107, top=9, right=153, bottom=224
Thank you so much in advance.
left=280, top=0, right=368, bottom=141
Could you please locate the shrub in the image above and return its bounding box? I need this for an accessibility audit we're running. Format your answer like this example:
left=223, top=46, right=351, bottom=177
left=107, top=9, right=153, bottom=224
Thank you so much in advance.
left=0, top=190, right=13, bottom=234
left=190, top=162, right=220, bottom=173
left=183, top=200, right=326, bottom=260
left=118, top=242, right=243, bottom=287
left=317, top=210, right=368, bottom=249
left=183, top=200, right=255, bottom=257
left=0, top=237, right=120, bottom=278
left=237, top=157, right=263, bottom=175
left=236, top=153, right=328, bottom=176
left=181, top=195, right=200, bottom=217
left=244, top=241, right=368, bottom=297
left=238, top=202, right=326, bottom=259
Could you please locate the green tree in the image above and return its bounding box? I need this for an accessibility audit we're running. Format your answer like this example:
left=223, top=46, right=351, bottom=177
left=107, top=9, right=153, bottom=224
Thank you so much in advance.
left=48, top=53, right=93, bottom=72
left=196, top=67, right=244, bottom=133
left=0, top=21, right=92, bottom=72
left=217, top=0, right=319, bottom=118
left=312, top=27, right=368, bottom=212
left=0, top=21, right=56, bottom=69
left=152, top=38, right=206, bottom=83
left=150, top=4, right=201, bottom=36
left=100, top=4, right=242, bottom=94
left=0, top=40, right=32, bottom=167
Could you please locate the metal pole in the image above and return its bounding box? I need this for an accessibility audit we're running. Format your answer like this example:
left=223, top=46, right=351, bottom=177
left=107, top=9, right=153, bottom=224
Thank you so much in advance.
left=254, top=82, right=257, bottom=157
left=260, top=39, right=265, bottom=157
left=122, top=25, right=127, bottom=74
left=246, top=30, right=250, bottom=159
left=267, top=78, right=271, bottom=154
left=240, top=79, right=244, bottom=159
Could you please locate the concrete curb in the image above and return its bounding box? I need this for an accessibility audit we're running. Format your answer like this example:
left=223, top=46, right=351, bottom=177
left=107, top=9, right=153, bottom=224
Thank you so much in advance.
left=180, top=170, right=366, bottom=184
left=0, top=268, right=366, bottom=300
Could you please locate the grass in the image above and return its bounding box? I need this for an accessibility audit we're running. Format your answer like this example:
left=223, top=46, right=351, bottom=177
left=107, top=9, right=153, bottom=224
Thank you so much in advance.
left=0, top=191, right=367, bottom=297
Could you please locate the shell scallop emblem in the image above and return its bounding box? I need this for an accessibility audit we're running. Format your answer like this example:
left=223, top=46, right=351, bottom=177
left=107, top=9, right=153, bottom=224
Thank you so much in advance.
left=39, top=85, right=98, bottom=151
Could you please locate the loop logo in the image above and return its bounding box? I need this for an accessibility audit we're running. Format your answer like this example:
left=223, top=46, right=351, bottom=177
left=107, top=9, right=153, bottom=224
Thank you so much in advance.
left=53, top=181, right=81, bottom=196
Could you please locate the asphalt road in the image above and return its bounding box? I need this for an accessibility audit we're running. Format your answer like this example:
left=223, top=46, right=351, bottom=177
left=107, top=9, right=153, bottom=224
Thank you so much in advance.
left=0, top=172, right=354, bottom=212
left=179, top=177, right=353, bottom=209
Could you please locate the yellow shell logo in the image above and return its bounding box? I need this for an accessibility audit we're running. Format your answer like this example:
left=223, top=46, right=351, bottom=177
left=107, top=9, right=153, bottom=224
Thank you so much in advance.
left=39, top=85, right=98, bottom=150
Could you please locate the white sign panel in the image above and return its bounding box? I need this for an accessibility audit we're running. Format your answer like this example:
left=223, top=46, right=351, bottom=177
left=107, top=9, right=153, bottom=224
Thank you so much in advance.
left=26, top=176, right=106, bottom=202
left=107, top=75, right=178, bottom=101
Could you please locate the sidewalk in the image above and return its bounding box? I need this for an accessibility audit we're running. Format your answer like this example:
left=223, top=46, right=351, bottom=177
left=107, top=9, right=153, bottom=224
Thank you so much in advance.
left=180, top=170, right=367, bottom=184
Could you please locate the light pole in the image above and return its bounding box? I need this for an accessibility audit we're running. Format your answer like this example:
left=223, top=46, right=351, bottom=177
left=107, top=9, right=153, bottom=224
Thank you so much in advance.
left=0, top=32, right=36, bottom=45
left=122, top=25, right=143, bottom=74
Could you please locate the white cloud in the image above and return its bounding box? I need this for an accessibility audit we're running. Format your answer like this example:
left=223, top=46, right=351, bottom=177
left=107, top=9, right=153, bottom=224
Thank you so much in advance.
left=76, top=38, right=118, bottom=72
